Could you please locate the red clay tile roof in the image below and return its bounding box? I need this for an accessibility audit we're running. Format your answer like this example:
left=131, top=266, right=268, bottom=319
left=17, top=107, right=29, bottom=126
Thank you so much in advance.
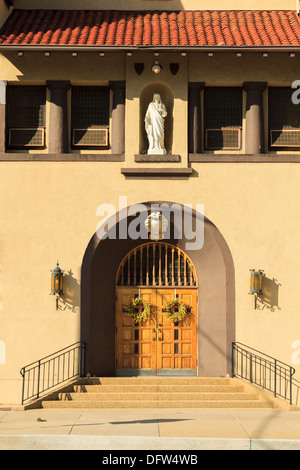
left=0, top=9, right=300, bottom=48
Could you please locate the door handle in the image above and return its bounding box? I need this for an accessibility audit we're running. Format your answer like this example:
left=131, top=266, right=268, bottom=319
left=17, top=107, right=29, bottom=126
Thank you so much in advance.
left=152, top=328, right=157, bottom=341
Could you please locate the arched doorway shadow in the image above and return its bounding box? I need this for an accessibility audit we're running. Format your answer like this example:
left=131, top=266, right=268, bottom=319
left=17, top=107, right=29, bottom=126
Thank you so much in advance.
left=81, top=202, right=235, bottom=377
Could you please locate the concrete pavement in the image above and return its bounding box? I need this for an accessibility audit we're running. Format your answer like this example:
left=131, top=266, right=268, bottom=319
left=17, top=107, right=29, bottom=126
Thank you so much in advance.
left=0, top=407, right=300, bottom=450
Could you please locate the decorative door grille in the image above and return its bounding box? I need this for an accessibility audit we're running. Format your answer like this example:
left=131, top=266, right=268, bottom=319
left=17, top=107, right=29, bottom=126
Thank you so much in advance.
left=116, top=242, right=197, bottom=287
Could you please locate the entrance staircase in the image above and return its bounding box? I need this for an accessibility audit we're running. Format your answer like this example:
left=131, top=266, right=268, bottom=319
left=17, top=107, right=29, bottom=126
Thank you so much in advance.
left=40, top=376, right=275, bottom=409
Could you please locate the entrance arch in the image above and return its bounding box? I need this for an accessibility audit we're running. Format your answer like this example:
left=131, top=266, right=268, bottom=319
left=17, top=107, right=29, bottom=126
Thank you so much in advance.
left=115, top=242, right=198, bottom=375
left=81, top=202, right=235, bottom=378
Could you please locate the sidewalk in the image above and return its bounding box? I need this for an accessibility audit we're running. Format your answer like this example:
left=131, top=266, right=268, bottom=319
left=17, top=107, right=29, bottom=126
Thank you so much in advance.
left=0, top=407, right=300, bottom=450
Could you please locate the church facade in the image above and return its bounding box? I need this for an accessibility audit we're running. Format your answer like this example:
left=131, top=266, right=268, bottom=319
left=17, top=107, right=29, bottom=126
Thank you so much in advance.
left=1, top=0, right=300, bottom=405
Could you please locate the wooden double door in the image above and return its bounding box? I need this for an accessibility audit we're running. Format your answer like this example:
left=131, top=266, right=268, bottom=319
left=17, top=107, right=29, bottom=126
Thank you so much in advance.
left=115, top=287, right=197, bottom=375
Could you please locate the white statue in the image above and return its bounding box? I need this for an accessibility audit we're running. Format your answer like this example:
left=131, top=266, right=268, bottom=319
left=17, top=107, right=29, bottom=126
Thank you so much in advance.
left=145, top=211, right=169, bottom=240
left=145, top=93, right=167, bottom=154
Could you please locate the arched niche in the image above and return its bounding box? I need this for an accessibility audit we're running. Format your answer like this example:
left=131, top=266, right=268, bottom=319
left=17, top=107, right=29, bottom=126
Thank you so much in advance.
left=139, top=83, right=174, bottom=154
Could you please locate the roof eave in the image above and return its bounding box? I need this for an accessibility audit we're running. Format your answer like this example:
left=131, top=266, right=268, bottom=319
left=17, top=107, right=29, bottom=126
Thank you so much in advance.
left=0, top=45, right=299, bottom=52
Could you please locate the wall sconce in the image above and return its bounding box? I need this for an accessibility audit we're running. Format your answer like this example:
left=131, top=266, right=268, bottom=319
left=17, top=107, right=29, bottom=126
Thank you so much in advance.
left=249, top=269, right=264, bottom=309
left=151, top=59, right=162, bottom=74
left=51, top=262, right=64, bottom=310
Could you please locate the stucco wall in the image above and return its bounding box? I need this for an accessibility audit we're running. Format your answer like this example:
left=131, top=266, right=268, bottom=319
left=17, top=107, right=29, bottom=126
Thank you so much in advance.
left=1, top=49, right=300, bottom=404
left=1, top=161, right=300, bottom=402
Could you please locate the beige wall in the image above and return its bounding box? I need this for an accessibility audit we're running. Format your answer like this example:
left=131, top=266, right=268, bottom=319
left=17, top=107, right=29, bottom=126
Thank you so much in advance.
left=0, top=0, right=11, bottom=28
left=1, top=161, right=300, bottom=402
left=1, top=48, right=300, bottom=404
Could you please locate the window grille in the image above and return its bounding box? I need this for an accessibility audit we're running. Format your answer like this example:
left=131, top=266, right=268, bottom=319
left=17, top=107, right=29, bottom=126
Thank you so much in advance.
left=270, top=130, right=300, bottom=147
left=71, top=86, right=109, bottom=147
left=206, top=128, right=241, bottom=150
left=72, top=128, right=109, bottom=147
left=7, top=86, right=46, bottom=148
left=9, top=128, right=45, bottom=147
left=268, top=87, right=300, bottom=149
left=204, top=87, right=242, bottom=150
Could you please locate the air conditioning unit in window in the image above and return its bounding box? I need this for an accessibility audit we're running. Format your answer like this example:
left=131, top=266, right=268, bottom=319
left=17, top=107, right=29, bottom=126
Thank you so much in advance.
left=205, top=128, right=241, bottom=150
left=9, top=128, right=45, bottom=147
left=270, top=129, right=300, bottom=148
left=72, top=128, right=109, bottom=147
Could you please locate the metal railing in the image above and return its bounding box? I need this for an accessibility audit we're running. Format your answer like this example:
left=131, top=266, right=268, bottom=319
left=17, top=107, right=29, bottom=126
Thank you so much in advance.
left=232, top=342, right=296, bottom=405
left=20, top=342, right=85, bottom=405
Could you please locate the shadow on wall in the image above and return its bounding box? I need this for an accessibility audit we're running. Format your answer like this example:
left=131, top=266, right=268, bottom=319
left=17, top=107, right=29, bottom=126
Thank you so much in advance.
left=256, top=276, right=281, bottom=312
left=58, top=269, right=80, bottom=313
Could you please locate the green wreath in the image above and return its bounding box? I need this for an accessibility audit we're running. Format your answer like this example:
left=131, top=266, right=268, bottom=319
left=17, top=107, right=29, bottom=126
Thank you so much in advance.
left=125, top=297, right=151, bottom=324
left=163, top=298, right=187, bottom=323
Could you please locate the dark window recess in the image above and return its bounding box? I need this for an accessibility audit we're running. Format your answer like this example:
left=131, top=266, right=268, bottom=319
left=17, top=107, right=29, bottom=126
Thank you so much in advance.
left=134, top=343, right=139, bottom=355
left=71, top=86, right=110, bottom=148
left=7, top=86, right=46, bottom=148
left=174, top=343, right=179, bottom=355
left=134, top=329, right=139, bottom=341
left=204, top=87, right=242, bottom=150
left=268, top=87, right=300, bottom=149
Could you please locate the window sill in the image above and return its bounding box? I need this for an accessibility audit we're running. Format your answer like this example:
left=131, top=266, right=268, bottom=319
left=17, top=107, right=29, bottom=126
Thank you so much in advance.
left=189, top=153, right=300, bottom=162
left=0, top=153, right=125, bottom=162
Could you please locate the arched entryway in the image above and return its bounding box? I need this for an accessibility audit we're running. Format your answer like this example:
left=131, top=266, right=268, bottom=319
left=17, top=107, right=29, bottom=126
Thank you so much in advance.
left=115, top=242, right=198, bottom=376
left=81, top=201, right=235, bottom=378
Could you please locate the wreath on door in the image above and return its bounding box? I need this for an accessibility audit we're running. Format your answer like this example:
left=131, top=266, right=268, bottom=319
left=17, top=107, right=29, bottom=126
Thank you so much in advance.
left=125, top=297, right=151, bottom=324
left=163, top=298, right=187, bottom=323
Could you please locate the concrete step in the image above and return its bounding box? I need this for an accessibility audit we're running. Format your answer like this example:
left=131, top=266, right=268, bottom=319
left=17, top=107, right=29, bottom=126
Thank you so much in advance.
left=90, top=377, right=232, bottom=385
left=72, top=384, right=245, bottom=393
left=42, top=399, right=273, bottom=409
left=58, top=391, right=260, bottom=401
left=40, top=377, right=274, bottom=410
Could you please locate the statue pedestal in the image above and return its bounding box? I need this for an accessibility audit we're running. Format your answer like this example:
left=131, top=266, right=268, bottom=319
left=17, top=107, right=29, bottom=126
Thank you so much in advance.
left=147, top=149, right=167, bottom=155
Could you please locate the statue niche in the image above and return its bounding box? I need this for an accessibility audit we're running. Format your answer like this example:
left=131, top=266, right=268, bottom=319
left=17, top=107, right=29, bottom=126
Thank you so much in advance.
left=145, top=93, right=167, bottom=155
left=140, top=84, right=173, bottom=155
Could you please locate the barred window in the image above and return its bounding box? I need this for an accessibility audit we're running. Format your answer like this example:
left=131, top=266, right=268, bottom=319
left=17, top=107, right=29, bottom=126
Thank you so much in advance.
left=7, top=86, right=46, bottom=148
left=268, top=87, right=300, bottom=149
left=71, top=86, right=110, bottom=148
left=204, top=87, right=242, bottom=150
